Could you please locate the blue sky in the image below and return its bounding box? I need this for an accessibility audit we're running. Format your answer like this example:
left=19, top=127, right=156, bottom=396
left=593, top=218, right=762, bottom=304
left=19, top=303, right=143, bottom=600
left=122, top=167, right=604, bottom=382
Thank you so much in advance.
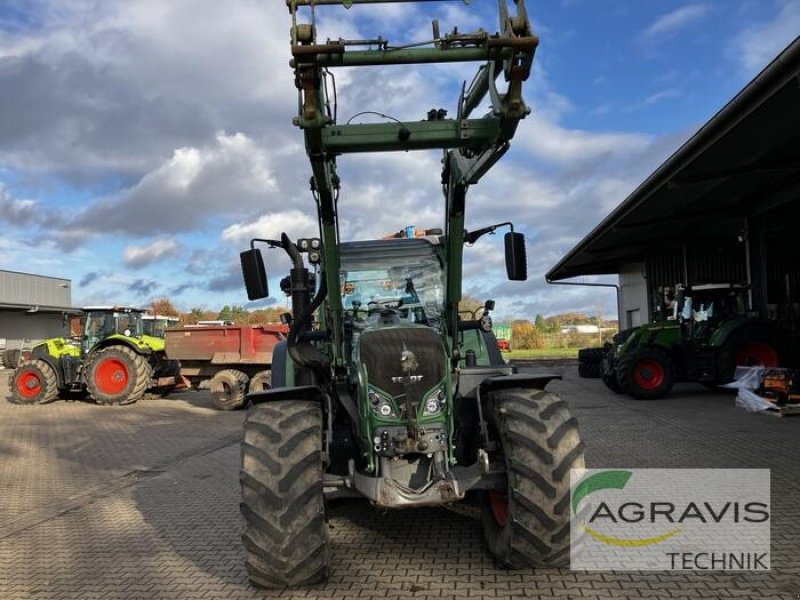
left=1, top=0, right=798, bottom=320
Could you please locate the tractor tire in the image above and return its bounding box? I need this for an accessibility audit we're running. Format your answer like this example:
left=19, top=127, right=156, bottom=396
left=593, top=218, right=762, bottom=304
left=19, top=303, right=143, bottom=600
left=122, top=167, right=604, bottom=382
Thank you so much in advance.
left=4, top=349, right=22, bottom=369
left=210, top=369, right=249, bottom=410
left=481, top=388, right=585, bottom=568
left=86, top=346, right=152, bottom=405
left=601, top=370, right=624, bottom=394
left=240, top=401, right=329, bottom=588
left=577, top=347, right=604, bottom=365
left=715, top=326, right=788, bottom=385
left=577, top=362, right=601, bottom=378
left=248, top=370, right=272, bottom=394
left=8, top=360, right=59, bottom=405
left=617, top=347, right=675, bottom=400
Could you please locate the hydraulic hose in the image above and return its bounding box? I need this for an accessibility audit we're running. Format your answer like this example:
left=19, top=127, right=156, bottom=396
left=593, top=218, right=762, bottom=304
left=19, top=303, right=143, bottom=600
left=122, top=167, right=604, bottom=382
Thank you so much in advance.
left=287, top=273, right=329, bottom=371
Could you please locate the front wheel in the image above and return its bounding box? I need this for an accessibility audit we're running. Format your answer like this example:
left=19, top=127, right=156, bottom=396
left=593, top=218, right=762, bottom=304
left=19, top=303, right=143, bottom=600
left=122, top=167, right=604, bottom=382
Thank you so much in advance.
left=481, top=388, right=585, bottom=568
left=9, top=360, right=59, bottom=405
left=617, top=347, right=675, bottom=400
left=247, top=370, right=272, bottom=394
left=210, top=369, right=249, bottom=410
left=240, top=401, right=330, bottom=587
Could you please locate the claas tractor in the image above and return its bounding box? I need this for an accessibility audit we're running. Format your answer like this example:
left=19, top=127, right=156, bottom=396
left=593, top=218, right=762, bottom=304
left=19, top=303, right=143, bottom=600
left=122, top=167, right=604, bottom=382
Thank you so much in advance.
left=9, top=306, right=177, bottom=406
left=601, top=283, right=790, bottom=399
left=235, top=0, right=584, bottom=588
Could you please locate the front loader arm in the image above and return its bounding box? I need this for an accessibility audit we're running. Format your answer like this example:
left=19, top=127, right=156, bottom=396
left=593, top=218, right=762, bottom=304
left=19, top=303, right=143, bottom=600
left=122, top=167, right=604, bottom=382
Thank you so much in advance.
left=288, top=0, right=538, bottom=362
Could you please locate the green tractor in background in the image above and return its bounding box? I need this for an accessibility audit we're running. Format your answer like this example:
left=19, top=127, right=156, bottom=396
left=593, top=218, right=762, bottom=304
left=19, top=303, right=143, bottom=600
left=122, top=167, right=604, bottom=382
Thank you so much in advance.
left=8, top=306, right=177, bottom=406
left=601, top=284, right=790, bottom=399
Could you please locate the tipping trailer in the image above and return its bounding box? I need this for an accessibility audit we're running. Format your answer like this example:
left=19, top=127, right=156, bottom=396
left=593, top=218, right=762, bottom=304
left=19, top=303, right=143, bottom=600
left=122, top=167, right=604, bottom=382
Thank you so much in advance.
left=164, top=324, right=288, bottom=410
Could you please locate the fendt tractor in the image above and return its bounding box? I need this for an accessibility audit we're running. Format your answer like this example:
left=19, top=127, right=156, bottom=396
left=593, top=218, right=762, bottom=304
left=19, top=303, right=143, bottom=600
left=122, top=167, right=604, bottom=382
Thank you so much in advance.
left=236, top=0, right=585, bottom=587
left=601, top=283, right=789, bottom=399
left=9, top=306, right=177, bottom=406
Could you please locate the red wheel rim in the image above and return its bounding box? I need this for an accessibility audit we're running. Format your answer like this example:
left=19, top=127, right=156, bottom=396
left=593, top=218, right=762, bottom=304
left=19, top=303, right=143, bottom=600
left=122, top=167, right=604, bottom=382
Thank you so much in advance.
left=633, top=359, right=665, bottom=390
left=17, top=370, right=43, bottom=399
left=736, top=342, right=779, bottom=367
left=95, top=358, right=129, bottom=395
left=489, top=491, right=509, bottom=526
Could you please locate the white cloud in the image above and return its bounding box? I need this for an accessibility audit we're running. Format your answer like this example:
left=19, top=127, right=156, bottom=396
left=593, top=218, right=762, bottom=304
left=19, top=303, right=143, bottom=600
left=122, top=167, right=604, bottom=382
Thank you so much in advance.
left=0, top=0, right=294, bottom=178
left=221, top=210, right=319, bottom=246
left=730, top=2, right=800, bottom=74
left=517, top=117, right=652, bottom=165
left=67, top=131, right=280, bottom=238
left=644, top=88, right=682, bottom=106
left=123, top=238, right=181, bottom=268
left=641, top=4, right=711, bottom=42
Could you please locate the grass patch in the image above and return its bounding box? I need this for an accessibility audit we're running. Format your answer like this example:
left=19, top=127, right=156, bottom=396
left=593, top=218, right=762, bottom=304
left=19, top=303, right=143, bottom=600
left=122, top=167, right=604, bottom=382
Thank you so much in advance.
left=502, top=348, right=578, bottom=360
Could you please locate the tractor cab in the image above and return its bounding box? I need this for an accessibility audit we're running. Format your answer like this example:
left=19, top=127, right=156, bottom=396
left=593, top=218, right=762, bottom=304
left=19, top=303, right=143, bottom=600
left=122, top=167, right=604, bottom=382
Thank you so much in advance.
left=82, top=306, right=145, bottom=353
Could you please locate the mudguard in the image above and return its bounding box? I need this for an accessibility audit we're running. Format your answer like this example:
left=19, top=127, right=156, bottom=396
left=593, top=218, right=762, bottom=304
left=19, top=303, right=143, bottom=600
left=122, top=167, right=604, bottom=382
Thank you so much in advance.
left=479, top=372, right=562, bottom=394
left=248, top=384, right=326, bottom=405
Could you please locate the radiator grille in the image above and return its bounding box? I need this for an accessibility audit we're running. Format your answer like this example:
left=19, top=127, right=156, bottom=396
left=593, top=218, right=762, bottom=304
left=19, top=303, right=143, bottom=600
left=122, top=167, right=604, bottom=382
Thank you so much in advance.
left=359, top=327, right=446, bottom=399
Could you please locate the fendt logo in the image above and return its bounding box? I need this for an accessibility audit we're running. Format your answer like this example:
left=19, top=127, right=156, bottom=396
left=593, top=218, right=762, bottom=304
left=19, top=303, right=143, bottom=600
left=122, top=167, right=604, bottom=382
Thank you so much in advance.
left=570, top=469, right=771, bottom=571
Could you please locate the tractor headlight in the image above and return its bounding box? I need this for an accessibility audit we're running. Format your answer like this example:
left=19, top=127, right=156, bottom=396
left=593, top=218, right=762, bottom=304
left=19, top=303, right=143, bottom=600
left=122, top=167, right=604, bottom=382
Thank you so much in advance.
left=422, top=386, right=447, bottom=415
left=377, top=401, right=395, bottom=417
left=369, top=389, right=397, bottom=418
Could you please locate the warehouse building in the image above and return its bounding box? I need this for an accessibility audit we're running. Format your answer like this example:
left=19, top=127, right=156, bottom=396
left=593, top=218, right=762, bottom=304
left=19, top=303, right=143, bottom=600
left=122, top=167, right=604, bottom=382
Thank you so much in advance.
left=546, top=37, right=800, bottom=350
left=0, top=269, right=74, bottom=366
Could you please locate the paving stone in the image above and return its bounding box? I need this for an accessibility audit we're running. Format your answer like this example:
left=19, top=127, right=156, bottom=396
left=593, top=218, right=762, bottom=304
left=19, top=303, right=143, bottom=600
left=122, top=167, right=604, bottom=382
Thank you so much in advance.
left=0, top=366, right=797, bottom=600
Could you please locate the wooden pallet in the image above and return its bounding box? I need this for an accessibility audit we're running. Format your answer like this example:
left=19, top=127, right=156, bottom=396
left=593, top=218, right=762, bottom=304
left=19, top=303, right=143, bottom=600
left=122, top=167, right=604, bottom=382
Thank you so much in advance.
left=761, top=403, right=800, bottom=417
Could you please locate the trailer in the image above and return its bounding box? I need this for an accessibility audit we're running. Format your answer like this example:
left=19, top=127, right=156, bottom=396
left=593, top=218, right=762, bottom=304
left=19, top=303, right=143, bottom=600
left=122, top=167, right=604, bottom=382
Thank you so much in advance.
left=494, top=323, right=513, bottom=352
left=165, top=324, right=288, bottom=410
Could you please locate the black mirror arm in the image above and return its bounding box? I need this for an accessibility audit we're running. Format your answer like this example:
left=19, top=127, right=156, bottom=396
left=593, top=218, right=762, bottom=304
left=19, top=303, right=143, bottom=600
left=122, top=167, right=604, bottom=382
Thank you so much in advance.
left=464, top=222, right=513, bottom=245
left=249, top=238, right=283, bottom=250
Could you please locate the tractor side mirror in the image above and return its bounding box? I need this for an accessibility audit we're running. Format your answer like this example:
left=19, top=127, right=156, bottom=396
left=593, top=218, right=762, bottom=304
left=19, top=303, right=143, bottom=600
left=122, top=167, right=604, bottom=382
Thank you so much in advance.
left=240, top=249, right=269, bottom=300
left=504, top=232, right=527, bottom=281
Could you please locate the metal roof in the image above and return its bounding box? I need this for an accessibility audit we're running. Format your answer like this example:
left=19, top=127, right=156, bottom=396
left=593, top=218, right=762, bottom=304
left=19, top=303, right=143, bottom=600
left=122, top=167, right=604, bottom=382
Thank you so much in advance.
left=546, top=36, right=800, bottom=282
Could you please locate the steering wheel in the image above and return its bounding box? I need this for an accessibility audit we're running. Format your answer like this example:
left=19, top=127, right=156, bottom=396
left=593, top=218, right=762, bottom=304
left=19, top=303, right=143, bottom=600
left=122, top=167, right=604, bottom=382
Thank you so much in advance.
left=367, top=299, right=402, bottom=317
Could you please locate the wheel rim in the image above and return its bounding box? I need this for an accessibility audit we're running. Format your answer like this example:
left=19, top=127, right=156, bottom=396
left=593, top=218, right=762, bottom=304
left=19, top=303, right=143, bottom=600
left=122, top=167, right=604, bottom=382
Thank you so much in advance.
left=17, top=370, right=43, bottom=399
left=489, top=491, right=509, bottom=527
left=633, top=359, right=665, bottom=390
left=220, top=382, right=233, bottom=401
left=736, top=342, right=779, bottom=367
left=95, top=358, right=129, bottom=395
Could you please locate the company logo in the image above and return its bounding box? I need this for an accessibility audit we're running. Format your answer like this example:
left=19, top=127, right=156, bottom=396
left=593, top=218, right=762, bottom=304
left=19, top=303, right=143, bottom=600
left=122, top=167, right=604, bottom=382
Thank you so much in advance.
left=572, top=470, right=682, bottom=547
left=570, top=469, right=771, bottom=571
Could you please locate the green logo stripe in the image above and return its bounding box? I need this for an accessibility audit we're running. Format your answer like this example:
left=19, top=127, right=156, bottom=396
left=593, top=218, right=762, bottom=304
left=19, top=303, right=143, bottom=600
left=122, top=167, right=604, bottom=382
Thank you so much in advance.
left=571, top=470, right=632, bottom=514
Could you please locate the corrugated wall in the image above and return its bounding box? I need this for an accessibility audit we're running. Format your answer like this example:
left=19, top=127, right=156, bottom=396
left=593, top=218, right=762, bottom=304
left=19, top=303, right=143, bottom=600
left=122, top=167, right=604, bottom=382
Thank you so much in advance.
left=0, top=270, right=71, bottom=307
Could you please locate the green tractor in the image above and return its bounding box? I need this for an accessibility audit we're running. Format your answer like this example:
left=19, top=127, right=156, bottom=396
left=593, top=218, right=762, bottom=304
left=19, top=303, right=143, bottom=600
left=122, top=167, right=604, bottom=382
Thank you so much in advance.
left=8, top=306, right=176, bottom=406
left=235, top=0, right=584, bottom=588
left=601, top=284, right=790, bottom=399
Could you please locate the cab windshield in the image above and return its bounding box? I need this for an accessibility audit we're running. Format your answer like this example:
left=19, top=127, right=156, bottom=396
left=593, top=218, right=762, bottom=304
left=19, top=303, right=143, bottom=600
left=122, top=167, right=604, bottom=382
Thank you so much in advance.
left=340, top=241, right=445, bottom=326
left=84, top=311, right=143, bottom=348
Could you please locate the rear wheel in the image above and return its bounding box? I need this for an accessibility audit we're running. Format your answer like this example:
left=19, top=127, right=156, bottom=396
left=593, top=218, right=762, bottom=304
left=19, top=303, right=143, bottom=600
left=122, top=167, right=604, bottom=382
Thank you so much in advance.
left=618, top=347, right=674, bottom=400
left=210, top=369, right=249, bottom=410
left=716, top=326, right=787, bottom=385
left=248, top=370, right=272, bottom=394
left=240, top=400, right=329, bottom=587
left=86, top=346, right=151, bottom=405
left=481, top=388, right=585, bottom=568
left=9, top=360, right=59, bottom=405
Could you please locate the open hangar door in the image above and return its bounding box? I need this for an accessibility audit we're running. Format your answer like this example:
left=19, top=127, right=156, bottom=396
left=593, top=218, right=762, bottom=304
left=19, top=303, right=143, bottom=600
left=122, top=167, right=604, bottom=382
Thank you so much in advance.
left=546, top=37, right=800, bottom=366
